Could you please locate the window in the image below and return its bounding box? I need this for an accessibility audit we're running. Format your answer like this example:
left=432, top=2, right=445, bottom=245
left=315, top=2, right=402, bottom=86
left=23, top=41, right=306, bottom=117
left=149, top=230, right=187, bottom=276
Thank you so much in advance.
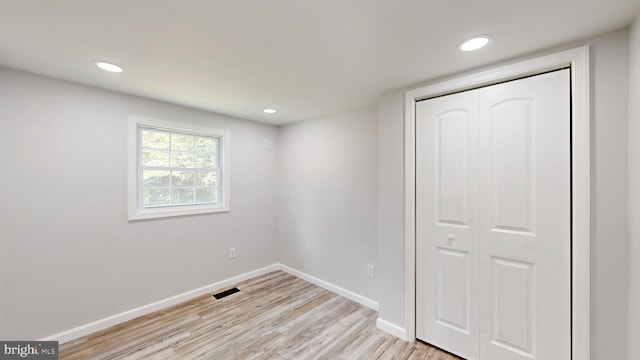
left=128, top=115, right=230, bottom=220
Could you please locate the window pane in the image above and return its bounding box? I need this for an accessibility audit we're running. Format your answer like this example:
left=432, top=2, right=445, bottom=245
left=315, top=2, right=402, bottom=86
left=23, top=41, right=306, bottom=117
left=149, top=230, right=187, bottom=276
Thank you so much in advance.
left=142, top=149, right=170, bottom=167
left=172, top=188, right=195, bottom=205
left=143, top=170, right=170, bottom=187
left=172, top=171, right=195, bottom=186
left=143, top=189, right=170, bottom=207
left=194, top=153, right=215, bottom=168
left=196, top=187, right=217, bottom=203
left=171, top=151, right=194, bottom=168
left=171, top=133, right=194, bottom=152
left=134, top=121, right=228, bottom=216
left=141, top=130, right=169, bottom=149
left=195, top=136, right=217, bottom=153
left=196, top=172, right=217, bottom=187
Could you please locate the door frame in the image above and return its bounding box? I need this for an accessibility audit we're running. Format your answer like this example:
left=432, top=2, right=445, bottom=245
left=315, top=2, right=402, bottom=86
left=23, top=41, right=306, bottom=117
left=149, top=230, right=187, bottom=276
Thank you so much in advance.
left=404, top=46, right=590, bottom=359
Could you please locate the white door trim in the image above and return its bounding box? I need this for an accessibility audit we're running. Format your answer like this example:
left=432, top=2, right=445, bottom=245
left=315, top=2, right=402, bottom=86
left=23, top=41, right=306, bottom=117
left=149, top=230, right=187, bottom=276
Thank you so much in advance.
left=404, top=46, right=590, bottom=359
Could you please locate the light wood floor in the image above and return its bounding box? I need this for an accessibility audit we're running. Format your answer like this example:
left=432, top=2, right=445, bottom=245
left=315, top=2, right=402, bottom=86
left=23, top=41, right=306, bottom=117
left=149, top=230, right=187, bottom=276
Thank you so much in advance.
left=60, top=271, right=460, bottom=360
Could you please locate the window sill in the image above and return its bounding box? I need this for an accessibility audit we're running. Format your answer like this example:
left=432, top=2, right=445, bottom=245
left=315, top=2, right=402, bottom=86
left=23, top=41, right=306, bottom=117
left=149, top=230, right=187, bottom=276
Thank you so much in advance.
left=128, top=204, right=229, bottom=221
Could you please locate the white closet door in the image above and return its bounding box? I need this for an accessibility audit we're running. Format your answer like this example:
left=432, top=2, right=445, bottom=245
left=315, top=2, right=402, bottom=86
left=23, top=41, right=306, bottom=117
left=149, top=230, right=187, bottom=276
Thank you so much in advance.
left=416, top=69, right=571, bottom=360
left=416, top=89, right=480, bottom=360
left=478, top=69, right=570, bottom=360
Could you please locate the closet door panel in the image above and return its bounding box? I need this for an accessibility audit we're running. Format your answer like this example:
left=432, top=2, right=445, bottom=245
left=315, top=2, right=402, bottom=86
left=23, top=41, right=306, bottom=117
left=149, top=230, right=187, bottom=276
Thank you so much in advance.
left=478, top=69, right=571, bottom=360
left=416, top=89, right=480, bottom=360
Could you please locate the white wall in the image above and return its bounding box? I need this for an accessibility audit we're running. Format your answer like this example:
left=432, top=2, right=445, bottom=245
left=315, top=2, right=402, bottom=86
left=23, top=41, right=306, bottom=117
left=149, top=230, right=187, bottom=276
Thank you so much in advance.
left=0, top=67, right=279, bottom=340
left=377, top=92, right=406, bottom=327
left=277, top=107, right=379, bottom=302
left=628, top=15, right=640, bottom=360
left=589, top=29, right=630, bottom=360
left=377, top=29, right=630, bottom=359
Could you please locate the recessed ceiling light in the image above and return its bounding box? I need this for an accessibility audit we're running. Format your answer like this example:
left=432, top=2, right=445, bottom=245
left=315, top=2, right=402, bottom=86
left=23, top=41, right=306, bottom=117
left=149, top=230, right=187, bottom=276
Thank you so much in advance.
left=94, top=61, right=123, bottom=73
left=458, top=36, right=491, bottom=52
left=263, top=108, right=277, bottom=114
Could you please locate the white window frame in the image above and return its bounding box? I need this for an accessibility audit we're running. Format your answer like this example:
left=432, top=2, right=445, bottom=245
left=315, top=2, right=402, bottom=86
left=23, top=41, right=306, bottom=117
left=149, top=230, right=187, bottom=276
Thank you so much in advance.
left=128, top=115, right=230, bottom=220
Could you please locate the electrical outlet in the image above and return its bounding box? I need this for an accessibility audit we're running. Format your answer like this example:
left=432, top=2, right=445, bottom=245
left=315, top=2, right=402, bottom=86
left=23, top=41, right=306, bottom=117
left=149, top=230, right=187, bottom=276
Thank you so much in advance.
left=229, top=247, right=236, bottom=259
left=367, top=264, right=375, bottom=278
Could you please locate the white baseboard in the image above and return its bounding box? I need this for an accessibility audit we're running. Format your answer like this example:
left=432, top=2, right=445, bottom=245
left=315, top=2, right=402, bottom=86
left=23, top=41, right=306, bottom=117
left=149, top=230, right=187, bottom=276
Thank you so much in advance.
left=275, top=263, right=379, bottom=311
left=376, top=317, right=408, bottom=341
left=41, top=263, right=380, bottom=344
left=41, top=264, right=279, bottom=344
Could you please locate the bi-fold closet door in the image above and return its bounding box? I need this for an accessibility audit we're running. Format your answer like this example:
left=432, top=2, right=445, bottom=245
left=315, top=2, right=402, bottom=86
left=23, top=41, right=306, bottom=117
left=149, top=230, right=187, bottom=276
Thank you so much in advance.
left=416, top=69, right=571, bottom=360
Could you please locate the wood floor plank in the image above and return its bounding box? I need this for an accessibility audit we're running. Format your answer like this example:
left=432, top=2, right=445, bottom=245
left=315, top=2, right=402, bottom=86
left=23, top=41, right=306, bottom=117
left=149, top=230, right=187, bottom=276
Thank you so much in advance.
left=59, top=271, right=461, bottom=360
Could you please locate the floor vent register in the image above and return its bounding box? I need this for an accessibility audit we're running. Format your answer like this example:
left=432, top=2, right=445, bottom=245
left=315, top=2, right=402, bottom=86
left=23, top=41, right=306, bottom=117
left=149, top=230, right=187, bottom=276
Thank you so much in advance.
left=213, top=287, right=240, bottom=299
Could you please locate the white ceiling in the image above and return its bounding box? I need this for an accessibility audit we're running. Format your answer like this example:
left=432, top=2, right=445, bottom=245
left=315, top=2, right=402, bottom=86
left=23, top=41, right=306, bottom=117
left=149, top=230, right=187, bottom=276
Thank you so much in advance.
left=0, top=1, right=638, bottom=125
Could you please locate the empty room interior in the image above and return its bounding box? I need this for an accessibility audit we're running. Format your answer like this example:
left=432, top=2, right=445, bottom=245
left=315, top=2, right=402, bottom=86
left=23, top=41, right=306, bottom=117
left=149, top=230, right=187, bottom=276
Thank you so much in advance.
left=2, top=1, right=640, bottom=359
